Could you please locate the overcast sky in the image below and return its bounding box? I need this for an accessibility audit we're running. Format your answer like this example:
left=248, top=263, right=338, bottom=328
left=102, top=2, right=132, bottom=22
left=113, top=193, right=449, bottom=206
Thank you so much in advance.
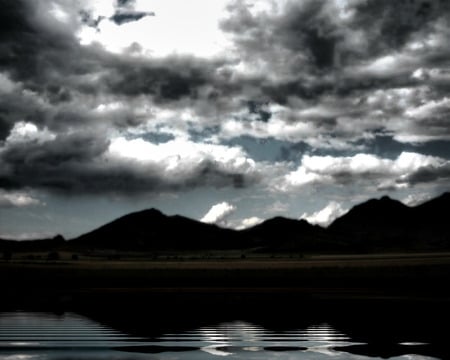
left=1, top=0, right=450, bottom=239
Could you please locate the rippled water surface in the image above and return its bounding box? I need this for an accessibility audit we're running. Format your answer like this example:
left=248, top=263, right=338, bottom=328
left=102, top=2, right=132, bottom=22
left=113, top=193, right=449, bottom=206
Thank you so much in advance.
left=0, top=312, right=441, bottom=359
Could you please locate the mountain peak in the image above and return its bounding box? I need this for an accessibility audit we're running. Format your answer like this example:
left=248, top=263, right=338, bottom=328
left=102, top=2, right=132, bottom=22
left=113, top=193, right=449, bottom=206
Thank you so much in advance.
left=143, top=208, right=164, bottom=216
left=329, top=195, right=409, bottom=231
left=119, top=208, right=166, bottom=221
left=380, top=195, right=392, bottom=201
left=361, top=195, right=406, bottom=208
left=4, top=192, right=450, bottom=254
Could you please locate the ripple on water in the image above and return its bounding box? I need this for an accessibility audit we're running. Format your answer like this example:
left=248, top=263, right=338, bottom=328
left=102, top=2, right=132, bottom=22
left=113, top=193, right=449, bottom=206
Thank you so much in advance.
left=0, top=313, right=443, bottom=360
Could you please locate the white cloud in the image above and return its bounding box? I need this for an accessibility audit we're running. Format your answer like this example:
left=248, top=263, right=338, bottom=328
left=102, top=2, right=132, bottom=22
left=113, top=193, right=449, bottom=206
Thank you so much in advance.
left=0, top=190, right=44, bottom=208
left=279, top=152, right=446, bottom=191
left=300, top=201, right=348, bottom=227
left=107, top=136, right=258, bottom=179
left=221, top=117, right=317, bottom=143
left=49, top=2, right=71, bottom=23
left=0, top=72, right=20, bottom=93
left=264, top=200, right=289, bottom=215
left=411, top=67, right=450, bottom=84
left=235, top=216, right=264, bottom=230
left=384, top=95, right=450, bottom=143
left=219, top=102, right=370, bottom=150
left=77, top=0, right=231, bottom=58
left=366, top=87, right=430, bottom=113
left=283, top=166, right=330, bottom=188
left=402, top=193, right=433, bottom=206
left=0, top=231, right=55, bottom=241
left=6, top=121, right=56, bottom=144
left=201, top=201, right=236, bottom=226
left=355, top=53, right=415, bottom=77
left=405, top=97, right=450, bottom=119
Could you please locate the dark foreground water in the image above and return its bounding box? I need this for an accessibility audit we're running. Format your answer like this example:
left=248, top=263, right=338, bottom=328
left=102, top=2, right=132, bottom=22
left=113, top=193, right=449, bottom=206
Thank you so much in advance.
left=1, top=291, right=448, bottom=360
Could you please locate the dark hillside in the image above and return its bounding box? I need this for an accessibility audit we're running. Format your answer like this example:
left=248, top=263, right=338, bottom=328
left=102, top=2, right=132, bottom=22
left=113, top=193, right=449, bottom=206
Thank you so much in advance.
left=2, top=193, right=450, bottom=255
left=244, top=217, right=335, bottom=252
left=69, top=208, right=246, bottom=251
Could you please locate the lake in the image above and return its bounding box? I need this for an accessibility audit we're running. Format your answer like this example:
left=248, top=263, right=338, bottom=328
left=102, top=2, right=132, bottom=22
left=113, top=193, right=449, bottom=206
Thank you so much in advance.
left=2, top=255, right=450, bottom=359
left=0, top=292, right=447, bottom=360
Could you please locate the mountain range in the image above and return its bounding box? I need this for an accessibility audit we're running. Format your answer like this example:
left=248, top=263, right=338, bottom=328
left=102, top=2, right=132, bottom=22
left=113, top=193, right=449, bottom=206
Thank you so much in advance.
left=1, top=193, right=449, bottom=255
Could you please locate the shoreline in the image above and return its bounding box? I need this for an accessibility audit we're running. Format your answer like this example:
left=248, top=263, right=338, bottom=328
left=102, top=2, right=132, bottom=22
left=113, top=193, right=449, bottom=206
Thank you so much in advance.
left=2, top=253, right=450, bottom=303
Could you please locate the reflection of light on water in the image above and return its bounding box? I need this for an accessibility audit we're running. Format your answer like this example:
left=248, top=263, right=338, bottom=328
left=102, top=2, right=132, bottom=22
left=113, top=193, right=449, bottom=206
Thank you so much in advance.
left=1, top=312, right=439, bottom=359
left=195, top=321, right=354, bottom=356
left=199, top=328, right=230, bottom=343
left=199, top=322, right=263, bottom=339
left=201, top=344, right=233, bottom=356
left=0, top=311, right=140, bottom=352
left=305, top=323, right=348, bottom=340
left=198, top=322, right=266, bottom=356
left=9, top=343, right=39, bottom=347
left=198, top=325, right=230, bottom=355
left=306, top=345, right=339, bottom=356
left=304, top=323, right=352, bottom=356
left=243, top=346, right=262, bottom=351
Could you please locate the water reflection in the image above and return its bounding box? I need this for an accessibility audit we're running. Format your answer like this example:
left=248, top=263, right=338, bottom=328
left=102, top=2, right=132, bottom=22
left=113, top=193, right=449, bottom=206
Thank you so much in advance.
left=0, top=312, right=442, bottom=359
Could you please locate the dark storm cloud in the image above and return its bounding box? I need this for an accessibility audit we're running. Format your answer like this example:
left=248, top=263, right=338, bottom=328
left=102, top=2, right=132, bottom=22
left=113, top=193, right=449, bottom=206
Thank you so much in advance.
left=116, top=0, right=135, bottom=7
left=1, top=0, right=450, bottom=199
left=0, top=0, right=239, bottom=151
left=0, top=131, right=106, bottom=190
left=45, top=84, right=73, bottom=104
left=217, top=1, right=345, bottom=109
left=102, top=56, right=221, bottom=102
left=349, top=0, right=445, bottom=56
left=261, top=79, right=334, bottom=104
left=0, top=0, right=80, bottom=84
left=220, top=0, right=342, bottom=75
left=221, top=0, right=450, bottom=96
left=220, top=0, right=450, bottom=149
left=3, top=0, right=450, bottom=132
left=0, top=85, right=102, bottom=137
left=401, top=164, right=450, bottom=186
left=274, top=0, right=339, bottom=70
left=246, top=100, right=271, bottom=122
left=1, top=132, right=109, bottom=168
left=0, top=90, right=49, bottom=140
left=0, top=116, right=13, bottom=141
left=0, top=0, right=215, bottom=133
left=0, top=132, right=258, bottom=194
left=79, top=10, right=104, bottom=28
left=0, top=0, right=117, bottom=130
left=110, top=10, right=155, bottom=25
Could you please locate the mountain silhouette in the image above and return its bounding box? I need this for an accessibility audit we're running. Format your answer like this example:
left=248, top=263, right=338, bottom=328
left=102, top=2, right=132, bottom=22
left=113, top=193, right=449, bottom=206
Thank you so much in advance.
left=244, top=217, right=336, bottom=252
left=329, top=196, right=411, bottom=231
left=328, top=196, right=413, bottom=251
left=69, top=208, right=246, bottom=251
left=415, top=192, right=450, bottom=223
left=328, top=193, right=450, bottom=251
left=2, top=192, right=449, bottom=255
left=0, top=235, right=65, bottom=253
left=410, top=192, right=450, bottom=248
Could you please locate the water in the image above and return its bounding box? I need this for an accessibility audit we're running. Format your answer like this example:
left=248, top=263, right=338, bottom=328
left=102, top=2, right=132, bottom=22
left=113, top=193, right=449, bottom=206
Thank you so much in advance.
left=0, top=311, right=442, bottom=359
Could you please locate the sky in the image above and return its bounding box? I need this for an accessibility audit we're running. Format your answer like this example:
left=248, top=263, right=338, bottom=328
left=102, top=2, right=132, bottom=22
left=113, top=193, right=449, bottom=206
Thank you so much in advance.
left=1, top=0, right=450, bottom=239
